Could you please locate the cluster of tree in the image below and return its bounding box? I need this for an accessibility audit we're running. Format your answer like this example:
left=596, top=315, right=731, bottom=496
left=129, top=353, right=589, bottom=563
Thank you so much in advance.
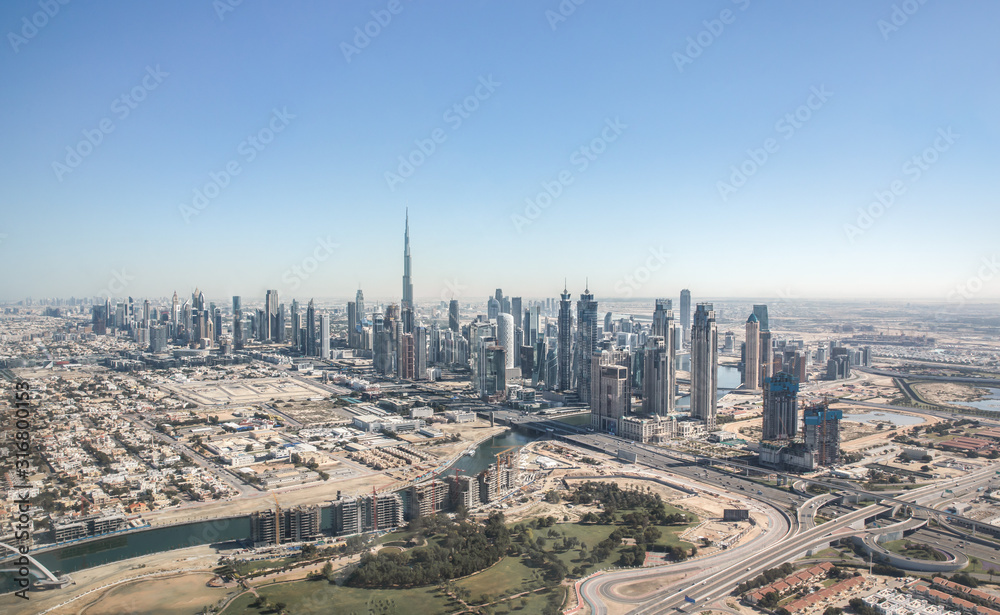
left=758, top=591, right=781, bottom=609
left=348, top=513, right=510, bottom=588
left=871, top=564, right=906, bottom=578
left=735, top=563, right=796, bottom=594
left=850, top=598, right=878, bottom=615
left=951, top=572, right=979, bottom=588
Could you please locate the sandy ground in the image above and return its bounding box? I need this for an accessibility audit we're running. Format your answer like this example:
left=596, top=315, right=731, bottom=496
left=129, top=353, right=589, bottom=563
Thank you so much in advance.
left=913, top=381, right=988, bottom=406
left=75, top=572, right=230, bottom=615
left=134, top=423, right=509, bottom=527
left=0, top=545, right=223, bottom=615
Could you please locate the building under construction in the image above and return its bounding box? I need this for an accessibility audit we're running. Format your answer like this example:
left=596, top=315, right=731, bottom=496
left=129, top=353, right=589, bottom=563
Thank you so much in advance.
left=330, top=492, right=404, bottom=536
left=803, top=401, right=842, bottom=466
left=447, top=474, right=480, bottom=510
left=250, top=505, right=321, bottom=547
left=477, top=446, right=520, bottom=504
left=406, top=479, right=450, bottom=519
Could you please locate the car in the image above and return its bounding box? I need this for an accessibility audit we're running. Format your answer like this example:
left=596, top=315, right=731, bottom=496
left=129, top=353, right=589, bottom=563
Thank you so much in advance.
left=747, top=567, right=752, bottom=571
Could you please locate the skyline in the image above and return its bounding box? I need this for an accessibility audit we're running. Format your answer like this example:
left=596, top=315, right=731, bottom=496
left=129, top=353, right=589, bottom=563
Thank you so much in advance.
left=2, top=1, right=1000, bottom=301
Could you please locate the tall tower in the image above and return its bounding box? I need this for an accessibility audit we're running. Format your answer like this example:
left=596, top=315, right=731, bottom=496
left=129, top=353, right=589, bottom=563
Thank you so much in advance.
left=643, top=333, right=675, bottom=417
left=306, top=299, right=316, bottom=357
left=265, top=290, right=279, bottom=342
left=762, top=372, right=799, bottom=441
left=576, top=286, right=598, bottom=403
left=448, top=299, right=460, bottom=332
left=171, top=291, right=179, bottom=324
left=356, top=288, right=365, bottom=324
left=320, top=314, right=330, bottom=359
left=652, top=298, right=672, bottom=338
left=744, top=313, right=761, bottom=390
left=679, top=289, right=691, bottom=345
left=557, top=284, right=573, bottom=391
left=402, top=209, right=413, bottom=310
left=497, top=313, right=515, bottom=370
left=232, top=296, right=243, bottom=350
left=690, top=303, right=718, bottom=430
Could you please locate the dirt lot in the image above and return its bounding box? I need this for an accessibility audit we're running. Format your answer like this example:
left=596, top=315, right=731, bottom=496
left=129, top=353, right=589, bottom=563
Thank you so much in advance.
left=913, top=381, right=988, bottom=406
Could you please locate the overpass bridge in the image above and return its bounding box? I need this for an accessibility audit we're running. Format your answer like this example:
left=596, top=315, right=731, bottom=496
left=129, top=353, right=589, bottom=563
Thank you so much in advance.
left=0, top=542, right=72, bottom=590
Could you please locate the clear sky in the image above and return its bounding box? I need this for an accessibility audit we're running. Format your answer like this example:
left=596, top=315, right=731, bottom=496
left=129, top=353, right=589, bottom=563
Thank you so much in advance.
left=2, top=0, right=998, bottom=304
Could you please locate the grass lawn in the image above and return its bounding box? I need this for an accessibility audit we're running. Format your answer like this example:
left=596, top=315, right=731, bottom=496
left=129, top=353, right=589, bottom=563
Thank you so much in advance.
left=882, top=539, right=945, bottom=561
left=222, top=580, right=453, bottom=615
left=457, top=555, right=539, bottom=601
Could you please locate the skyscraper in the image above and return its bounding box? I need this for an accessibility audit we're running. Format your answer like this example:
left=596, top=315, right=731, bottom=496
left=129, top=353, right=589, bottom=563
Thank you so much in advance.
left=752, top=304, right=770, bottom=333
left=511, top=297, right=522, bottom=331
left=320, top=314, right=330, bottom=359
left=690, top=302, right=718, bottom=430
left=497, top=313, right=515, bottom=370
left=232, top=296, right=243, bottom=350
left=557, top=285, right=573, bottom=391
left=448, top=299, right=460, bottom=332
left=762, top=371, right=799, bottom=441
left=744, top=313, right=761, bottom=390
left=643, top=334, right=675, bottom=417
left=306, top=299, right=316, bottom=357
left=265, top=289, right=279, bottom=342
left=652, top=298, right=672, bottom=338
left=679, top=289, right=691, bottom=345
left=402, top=210, right=413, bottom=309
left=290, top=299, right=300, bottom=348
left=171, top=291, right=179, bottom=324
left=576, top=287, right=599, bottom=404
left=355, top=288, right=365, bottom=325
left=347, top=301, right=358, bottom=348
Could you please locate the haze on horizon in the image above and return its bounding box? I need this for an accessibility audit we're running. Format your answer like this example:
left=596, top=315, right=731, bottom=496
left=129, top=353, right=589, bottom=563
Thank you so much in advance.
left=1, top=1, right=998, bottom=303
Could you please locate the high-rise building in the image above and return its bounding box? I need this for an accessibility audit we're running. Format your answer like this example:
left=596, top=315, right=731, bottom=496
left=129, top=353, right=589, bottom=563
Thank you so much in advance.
left=232, top=296, right=243, bottom=349
left=320, top=314, right=330, bottom=359
left=527, top=305, right=540, bottom=346
left=760, top=329, right=774, bottom=381
left=171, top=291, right=179, bottom=325
left=496, top=313, right=515, bottom=370
left=347, top=301, right=358, bottom=348
left=590, top=358, right=631, bottom=433
left=414, top=325, right=428, bottom=378
left=576, top=287, right=598, bottom=404
left=487, top=297, right=499, bottom=320
left=643, top=334, right=675, bottom=417
left=679, top=289, right=691, bottom=345
left=762, top=371, right=799, bottom=440
left=398, top=333, right=415, bottom=379
left=402, top=210, right=413, bottom=309
left=265, top=289, right=279, bottom=342
left=290, top=299, right=300, bottom=348
left=744, top=313, right=761, bottom=390
left=306, top=299, right=316, bottom=357
left=652, top=298, right=672, bottom=337
left=803, top=401, right=841, bottom=466
left=511, top=297, right=522, bottom=330
left=355, top=289, right=365, bottom=326
left=690, top=303, right=718, bottom=430
left=752, top=304, right=770, bottom=333
left=448, top=299, right=460, bottom=332
left=557, top=285, right=573, bottom=391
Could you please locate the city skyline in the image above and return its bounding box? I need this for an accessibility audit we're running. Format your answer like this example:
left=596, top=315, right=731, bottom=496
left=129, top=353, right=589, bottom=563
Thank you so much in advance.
left=2, top=2, right=999, bottom=301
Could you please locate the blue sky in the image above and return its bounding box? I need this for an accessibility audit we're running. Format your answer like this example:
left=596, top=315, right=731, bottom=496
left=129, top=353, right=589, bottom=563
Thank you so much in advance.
left=1, top=0, right=998, bottom=304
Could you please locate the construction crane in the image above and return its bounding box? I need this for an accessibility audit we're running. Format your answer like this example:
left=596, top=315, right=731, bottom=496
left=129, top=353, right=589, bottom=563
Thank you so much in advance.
left=496, top=446, right=518, bottom=469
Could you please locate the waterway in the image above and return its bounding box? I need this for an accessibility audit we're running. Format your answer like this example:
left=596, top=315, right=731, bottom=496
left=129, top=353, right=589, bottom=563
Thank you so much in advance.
left=676, top=364, right=743, bottom=408
left=946, top=387, right=1000, bottom=412
left=3, top=427, right=546, bottom=588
